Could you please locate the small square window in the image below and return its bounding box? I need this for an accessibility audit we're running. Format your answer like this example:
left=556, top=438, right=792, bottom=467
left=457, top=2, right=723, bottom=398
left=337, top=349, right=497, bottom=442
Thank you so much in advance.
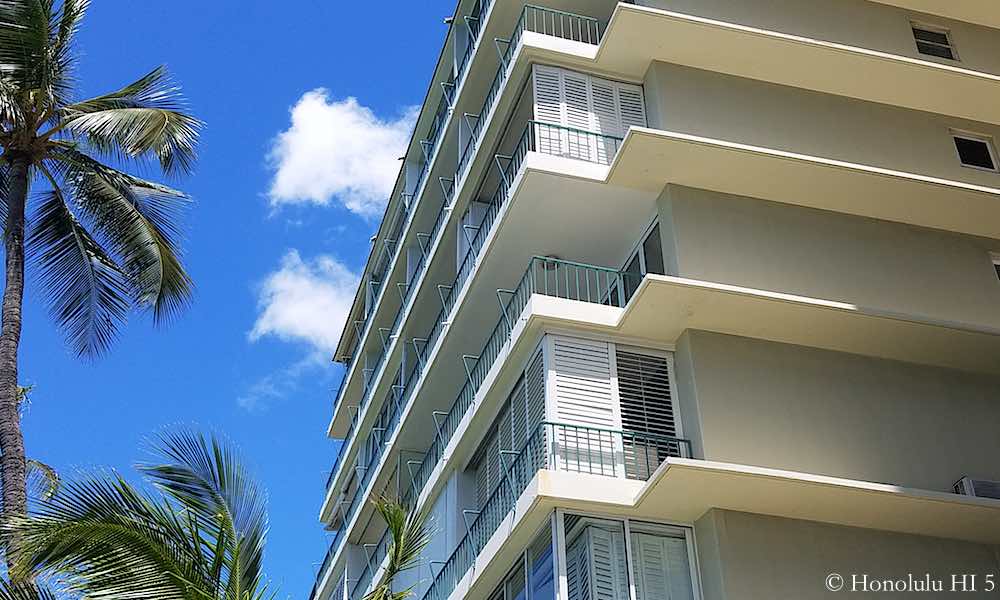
left=912, top=24, right=957, bottom=60
left=953, top=134, right=998, bottom=171
left=991, top=253, right=1000, bottom=281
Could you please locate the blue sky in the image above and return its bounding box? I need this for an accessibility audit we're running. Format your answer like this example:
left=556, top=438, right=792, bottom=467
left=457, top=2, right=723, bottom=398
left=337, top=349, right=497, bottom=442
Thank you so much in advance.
left=23, top=0, right=451, bottom=596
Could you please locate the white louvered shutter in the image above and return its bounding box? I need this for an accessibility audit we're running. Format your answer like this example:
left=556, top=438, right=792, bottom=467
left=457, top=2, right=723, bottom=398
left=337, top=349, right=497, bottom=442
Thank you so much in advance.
left=552, top=337, right=619, bottom=476
left=617, top=82, right=647, bottom=133
left=631, top=533, right=694, bottom=600
left=590, top=77, right=620, bottom=164
left=566, top=535, right=590, bottom=600
left=524, top=350, right=546, bottom=465
left=532, top=65, right=563, bottom=155
left=616, top=349, right=678, bottom=479
left=588, top=528, right=629, bottom=600
left=533, top=66, right=646, bottom=163
left=562, top=70, right=593, bottom=161
left=510, top=377, right=527, bottom=454
left=474, top=453, right=489, bottom=508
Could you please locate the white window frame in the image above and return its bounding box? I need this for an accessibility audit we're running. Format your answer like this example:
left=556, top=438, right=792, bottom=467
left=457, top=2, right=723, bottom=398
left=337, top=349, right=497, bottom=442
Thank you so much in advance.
left=910, top=21, right=959, bottom=61
left=621, top=219, right=659, bottom=272
left=951, top=130, right=1000, bottom=173
left=554, top=509, right=704, bottom=600
left=990, top=252, right=1000, bottom=281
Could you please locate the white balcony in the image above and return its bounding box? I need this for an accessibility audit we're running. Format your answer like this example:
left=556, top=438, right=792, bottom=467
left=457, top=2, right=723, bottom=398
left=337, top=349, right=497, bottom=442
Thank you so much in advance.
left=608, top=127, right=1000, bottom=240
left=596, top=3, right=1000, bottom=125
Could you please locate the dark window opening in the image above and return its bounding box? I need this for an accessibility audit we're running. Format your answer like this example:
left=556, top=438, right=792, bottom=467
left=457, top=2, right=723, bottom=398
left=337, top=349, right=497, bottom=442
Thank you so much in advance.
left=642, top=224, right=665, bottom=276
left=954, top=136, right=997, bottom=170
left=913, top=26, right=956, bottom=60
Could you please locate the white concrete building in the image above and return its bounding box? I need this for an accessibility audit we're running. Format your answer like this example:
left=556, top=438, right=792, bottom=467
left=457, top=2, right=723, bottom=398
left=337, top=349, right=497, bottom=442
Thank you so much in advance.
left=310, top=2, right=1000, bottom=599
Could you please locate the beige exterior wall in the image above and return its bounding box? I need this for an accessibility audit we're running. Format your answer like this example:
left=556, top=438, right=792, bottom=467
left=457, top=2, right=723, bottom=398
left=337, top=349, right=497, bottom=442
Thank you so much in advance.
left=636, top=0, right=1000, bottom=75
left=643, top=62, right=1000, bottom=191
left=656, top=184, right=1000, bottom=330
left=694, top=509, right=1000, bottom=600
left=674, top=330, right=1000, bottom=492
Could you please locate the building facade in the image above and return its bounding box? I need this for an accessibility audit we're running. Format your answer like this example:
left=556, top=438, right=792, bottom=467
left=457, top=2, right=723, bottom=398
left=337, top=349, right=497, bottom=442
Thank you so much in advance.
left=310, top=2, right=1000, bottom=599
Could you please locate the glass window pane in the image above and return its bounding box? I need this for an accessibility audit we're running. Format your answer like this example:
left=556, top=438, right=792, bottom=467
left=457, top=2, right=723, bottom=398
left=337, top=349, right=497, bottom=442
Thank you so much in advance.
left=916, top=40, right=956, bottom=59
left=642, top=224, right=665, bottom=276
left=528, top=525, right=555, bottom=600
left=913, top=27, right=949, bottom=45
left=623, top=254, right=642, bottom=303
left=506, top=561, right=526, bottom=600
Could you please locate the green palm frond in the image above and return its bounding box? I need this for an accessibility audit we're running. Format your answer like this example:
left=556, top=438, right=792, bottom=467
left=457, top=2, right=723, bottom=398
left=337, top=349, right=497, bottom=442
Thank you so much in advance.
left=27, top=179, right=130, bottom=357
left=140, top=430, right=269, bottom=600
left=11, top=473, right=207, bottom=599
left=0, top=579, right=58, bottom=600
left=26, top=458, right=59, bottom=501
left=48, top=145, right=193, bottom=324
left=57, top=66, right=201, bottom=175
left=0, top=0, right=76, bottom=109
left=9, top=431, right=272, bottom=600
left=0, top=1, right=51, bottom=87
left=364, top=497, right=432, bottom=600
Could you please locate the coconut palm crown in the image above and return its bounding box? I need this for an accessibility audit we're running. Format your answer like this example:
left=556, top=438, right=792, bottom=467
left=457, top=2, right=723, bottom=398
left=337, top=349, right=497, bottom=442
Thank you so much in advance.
left=364, top=497, right=432, bottom=600
left=10, top=431, right=270, bottom=600
left=0, top=0, right=200, bottom=566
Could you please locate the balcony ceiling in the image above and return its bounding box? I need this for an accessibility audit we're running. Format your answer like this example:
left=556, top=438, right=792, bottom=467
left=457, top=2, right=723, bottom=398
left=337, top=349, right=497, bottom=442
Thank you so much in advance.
left=633, top=459, right=1000, bottom=545
left=526, top=276, right=1000, bottom=375
left=867, top=1, right=1000, bottom=30
left=607, top=128, right=1000, bottom=240
left=597, top=4, right=1000, bottom=125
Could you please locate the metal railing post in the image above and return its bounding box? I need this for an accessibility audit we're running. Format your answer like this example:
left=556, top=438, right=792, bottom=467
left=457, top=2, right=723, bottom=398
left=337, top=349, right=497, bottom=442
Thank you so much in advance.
left=437, top=284, right=453, bottom=313
left=461, top=354, right=480, bottom=387
left=431, top=411, right=448, bottom=445
left=415, top=232, right=432, bottom=260
left=496, top=288, right=515, bottom=329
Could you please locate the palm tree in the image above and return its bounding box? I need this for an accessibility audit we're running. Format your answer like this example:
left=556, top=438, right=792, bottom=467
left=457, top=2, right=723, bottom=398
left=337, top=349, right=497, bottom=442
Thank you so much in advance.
left=364, top=497, right=431, bottom=600
left=9, top=430, right=271, bottom=600
left=0, top=0, right=200, bottom=566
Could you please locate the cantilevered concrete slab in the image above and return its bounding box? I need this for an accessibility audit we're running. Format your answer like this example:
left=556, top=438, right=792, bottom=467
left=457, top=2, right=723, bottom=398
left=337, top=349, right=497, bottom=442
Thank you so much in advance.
left=597, top=4, right=1000, bottom=125
left=608, top=127, right=1000, bottom=240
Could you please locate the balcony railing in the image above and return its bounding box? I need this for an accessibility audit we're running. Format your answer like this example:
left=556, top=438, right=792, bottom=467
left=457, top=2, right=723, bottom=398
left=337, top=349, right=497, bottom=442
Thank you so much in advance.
left=334, top=2, right=605, bottom=437
left=308, top=529, right=343, bottom=600
left=324, top=116, right=625, bottom=600
left=349, top=257, right=637, bottom=600
left=326, top=117, right=622, bottom=500
left=457, top=5, right=603, bottom=180
left=423, top=422, right=692, bottom=600
left=327, top=0, right=503, bottom=449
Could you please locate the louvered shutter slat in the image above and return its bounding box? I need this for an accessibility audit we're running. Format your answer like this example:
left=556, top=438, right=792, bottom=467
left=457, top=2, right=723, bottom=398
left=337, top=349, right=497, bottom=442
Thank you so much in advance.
left=617, top=82, right=647, bottom=132
left=562, top=71, right=593, bottom=161
left=533, top=65, right=563, bottom=155
left=553, top=338, right=617, bottom=476
left=616, top=350, right=678, bottom=479
left=587, top=528, right=628, bottom=600
left=631, top=533, right=694, bottom=600
left=591, top=77, right=620, bottom=164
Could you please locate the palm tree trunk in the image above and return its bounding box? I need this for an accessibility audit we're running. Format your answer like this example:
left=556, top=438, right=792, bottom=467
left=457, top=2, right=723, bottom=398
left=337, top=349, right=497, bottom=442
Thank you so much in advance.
left=0, top=154, right=29, bottom=576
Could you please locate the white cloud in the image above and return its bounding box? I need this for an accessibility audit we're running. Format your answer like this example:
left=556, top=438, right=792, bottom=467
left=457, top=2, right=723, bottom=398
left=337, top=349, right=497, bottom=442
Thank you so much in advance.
left=267, top=90, right=417, bottom=217
left=249, top=249, right=359, bottom=358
